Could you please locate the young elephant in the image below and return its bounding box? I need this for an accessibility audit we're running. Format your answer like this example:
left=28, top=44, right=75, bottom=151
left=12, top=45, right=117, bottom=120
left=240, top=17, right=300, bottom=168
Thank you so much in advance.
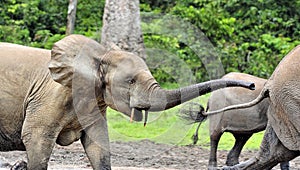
left=206, top=72, right=289, bottom=170
left=206, top=45, right=300, bottom=169
left=0, top=35, right=255, bottom=170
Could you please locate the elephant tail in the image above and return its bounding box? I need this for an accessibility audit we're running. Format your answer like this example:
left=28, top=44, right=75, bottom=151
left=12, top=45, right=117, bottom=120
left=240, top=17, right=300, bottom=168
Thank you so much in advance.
left=203, top=88, right=270, bottom=116
left=178, top=102, right=207, bottom=124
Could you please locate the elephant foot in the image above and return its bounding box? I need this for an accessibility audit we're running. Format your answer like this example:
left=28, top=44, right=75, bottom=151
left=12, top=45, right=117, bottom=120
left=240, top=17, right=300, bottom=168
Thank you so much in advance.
left=10, top=160, right=27, bottom=170
left=225, top=158, right=239, bottom=166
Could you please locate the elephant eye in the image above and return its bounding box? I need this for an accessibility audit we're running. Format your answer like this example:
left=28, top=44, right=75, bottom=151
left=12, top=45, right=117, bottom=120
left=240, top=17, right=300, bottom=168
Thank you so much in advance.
left=128, top=79, right=135, bottom=85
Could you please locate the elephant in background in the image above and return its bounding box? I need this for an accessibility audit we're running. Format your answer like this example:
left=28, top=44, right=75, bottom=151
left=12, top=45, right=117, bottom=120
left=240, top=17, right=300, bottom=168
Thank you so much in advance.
left=0, top=35, right=255, bottom=170
left=199, top=72, right=289, bottom=169
left=205, top=45, right=300, bottom=169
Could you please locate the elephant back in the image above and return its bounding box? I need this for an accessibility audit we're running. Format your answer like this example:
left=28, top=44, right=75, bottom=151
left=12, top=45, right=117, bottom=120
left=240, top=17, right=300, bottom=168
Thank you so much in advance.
left=208, top=72, right=268, bottom=132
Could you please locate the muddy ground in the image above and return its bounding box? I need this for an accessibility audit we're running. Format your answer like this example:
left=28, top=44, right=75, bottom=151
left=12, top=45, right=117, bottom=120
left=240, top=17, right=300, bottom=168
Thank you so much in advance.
left=0, top=140, right=299, bottom=169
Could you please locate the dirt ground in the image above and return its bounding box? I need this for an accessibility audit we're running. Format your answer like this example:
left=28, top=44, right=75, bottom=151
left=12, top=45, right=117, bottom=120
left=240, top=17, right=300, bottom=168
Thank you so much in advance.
left=0, top=140, right=299, bottom=170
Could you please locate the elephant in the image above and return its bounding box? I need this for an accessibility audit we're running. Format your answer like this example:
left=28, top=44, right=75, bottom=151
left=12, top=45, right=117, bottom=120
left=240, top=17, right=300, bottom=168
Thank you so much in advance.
left=0, top=34, right=255, bottom=170
left=204, top=45, right=300, bottom=169
left=192, top=72, right=289, bottom=169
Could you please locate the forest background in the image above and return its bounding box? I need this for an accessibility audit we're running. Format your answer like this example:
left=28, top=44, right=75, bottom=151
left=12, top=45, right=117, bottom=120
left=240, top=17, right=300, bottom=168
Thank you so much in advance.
left=2, top=0, right=300, bottom=150
left=1, top=0, right=300, bottom=83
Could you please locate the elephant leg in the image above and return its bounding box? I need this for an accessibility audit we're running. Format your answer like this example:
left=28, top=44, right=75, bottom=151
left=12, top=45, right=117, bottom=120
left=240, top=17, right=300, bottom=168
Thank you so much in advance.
left=21, top=98, right=68, bottom=170
left=222, top=124, right=300, bottom=170
left=22, top=120, right=60, bottom=170
left=81, top=117, right=111, bottom=170
left=226, top=133, right=252, bottom=166
left=208, top=131, right=222, bottom=169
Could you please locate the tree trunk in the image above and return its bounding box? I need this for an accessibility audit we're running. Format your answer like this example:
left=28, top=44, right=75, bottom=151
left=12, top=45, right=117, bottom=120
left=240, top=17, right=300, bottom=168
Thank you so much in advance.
left=101, top=0, right=146, bottom=59
left=66, top=0, right=77, bottom=35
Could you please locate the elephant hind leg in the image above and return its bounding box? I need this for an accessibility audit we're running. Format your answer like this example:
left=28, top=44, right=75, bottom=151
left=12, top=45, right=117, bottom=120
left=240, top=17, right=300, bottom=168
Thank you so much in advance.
left=222, top=124, right=299, bottom=170
left=226, top=133, right=252, bottom=166
left=254, top=124, right=299, bottom=169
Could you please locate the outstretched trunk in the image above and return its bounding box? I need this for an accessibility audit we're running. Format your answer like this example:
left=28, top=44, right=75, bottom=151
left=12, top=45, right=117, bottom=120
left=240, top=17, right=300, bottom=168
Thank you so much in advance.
left=149, top=79, right=255, bottom=111
left=131, top=79, right=254, bottom=123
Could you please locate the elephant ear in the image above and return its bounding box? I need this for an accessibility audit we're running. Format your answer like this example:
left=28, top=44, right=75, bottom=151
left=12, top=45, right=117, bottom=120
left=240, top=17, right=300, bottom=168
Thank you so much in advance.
left=49, top=35, right=110, bottom=128
left=49, top=34, right=107, bottom=88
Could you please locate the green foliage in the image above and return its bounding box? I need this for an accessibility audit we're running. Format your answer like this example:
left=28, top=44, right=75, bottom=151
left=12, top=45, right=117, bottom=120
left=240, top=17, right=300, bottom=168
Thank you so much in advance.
left=142, top=0, right=300, bottom=81
left=74, top=0, right=105, bottom=40
left=2, top=0, right=299, bottom=81
left=217, top=0, right=300, bottom=78
left=0, top=0, right=104, bottom=48
left=0, top=0, right=67, bottom=48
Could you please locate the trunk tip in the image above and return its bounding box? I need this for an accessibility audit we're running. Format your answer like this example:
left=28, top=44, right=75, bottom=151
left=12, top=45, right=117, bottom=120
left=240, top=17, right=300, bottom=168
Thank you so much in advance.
left=249, top=82, right=255, bottom=90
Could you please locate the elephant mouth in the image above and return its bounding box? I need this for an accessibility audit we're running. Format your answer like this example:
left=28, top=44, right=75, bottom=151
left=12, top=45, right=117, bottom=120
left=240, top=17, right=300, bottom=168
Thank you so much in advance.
left=130, top=108, right=149, bottom=127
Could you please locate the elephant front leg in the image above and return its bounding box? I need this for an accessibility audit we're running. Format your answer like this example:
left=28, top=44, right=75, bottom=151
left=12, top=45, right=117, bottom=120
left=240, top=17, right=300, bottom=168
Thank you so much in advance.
left=22, top=126, right=59, bottom=170
left=21, top=100, right=69, bottom=170
left=81, top=118, right=111, bottom=170
left=226, top=134, right=252, bottom=166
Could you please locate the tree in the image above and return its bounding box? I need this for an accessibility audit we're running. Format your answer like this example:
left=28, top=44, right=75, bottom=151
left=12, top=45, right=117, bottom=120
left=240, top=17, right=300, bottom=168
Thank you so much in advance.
left=101, top=0, right=146, bottom=59
left=66, top=0, right=77, bottom=35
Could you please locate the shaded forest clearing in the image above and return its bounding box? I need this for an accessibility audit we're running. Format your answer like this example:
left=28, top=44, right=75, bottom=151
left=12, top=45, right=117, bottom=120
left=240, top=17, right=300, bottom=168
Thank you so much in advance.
left=0, top=140, right=299, bottom=169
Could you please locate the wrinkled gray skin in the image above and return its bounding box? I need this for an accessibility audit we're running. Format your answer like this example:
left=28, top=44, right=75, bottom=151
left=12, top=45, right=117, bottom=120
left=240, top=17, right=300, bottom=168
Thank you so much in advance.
left=206, top=45, right=300, bottom=170
left=206, top=72, right=289, bottom=170
left=0, top=35, right=255, bottom=170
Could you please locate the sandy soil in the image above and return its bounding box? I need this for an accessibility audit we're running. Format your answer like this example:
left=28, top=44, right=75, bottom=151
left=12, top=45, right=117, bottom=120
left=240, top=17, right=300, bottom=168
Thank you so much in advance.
left=0, top=140, right=299, bottom=170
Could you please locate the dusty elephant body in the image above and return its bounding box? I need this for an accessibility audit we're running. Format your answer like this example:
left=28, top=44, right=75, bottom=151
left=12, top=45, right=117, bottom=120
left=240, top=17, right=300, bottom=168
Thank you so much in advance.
left=0, top=35, right=255, bottom=170
left=206, top=72, right=289, bottom=169
left=205, top=46, right=300, bottom=169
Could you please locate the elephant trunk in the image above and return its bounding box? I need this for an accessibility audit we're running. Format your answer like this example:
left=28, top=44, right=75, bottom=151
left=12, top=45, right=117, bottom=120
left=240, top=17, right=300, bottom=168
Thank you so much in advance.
left=149, top=79, right=255, bottom=111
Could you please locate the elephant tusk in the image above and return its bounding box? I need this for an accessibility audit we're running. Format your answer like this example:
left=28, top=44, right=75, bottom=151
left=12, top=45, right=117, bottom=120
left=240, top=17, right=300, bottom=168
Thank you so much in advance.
left=144, top=110, right=148, bottom=127
left=130, top=108, right=135, bottom=123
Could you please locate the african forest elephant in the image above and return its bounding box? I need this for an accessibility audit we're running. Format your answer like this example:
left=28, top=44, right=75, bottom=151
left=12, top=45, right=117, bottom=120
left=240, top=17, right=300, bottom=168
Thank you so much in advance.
left=0, top=35, right=255, bottom=170
left=205, top=45, right=300, bottom=169
left=204, top=72, right=289, bottom=170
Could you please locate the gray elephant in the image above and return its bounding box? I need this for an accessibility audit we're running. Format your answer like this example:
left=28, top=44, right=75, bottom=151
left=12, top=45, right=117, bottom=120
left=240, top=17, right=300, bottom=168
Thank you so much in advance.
left=0, top=35, right=255, bottom=170
left=205, top=45, right=300, bottom=169
left=198, top=72, right=289, bottom=169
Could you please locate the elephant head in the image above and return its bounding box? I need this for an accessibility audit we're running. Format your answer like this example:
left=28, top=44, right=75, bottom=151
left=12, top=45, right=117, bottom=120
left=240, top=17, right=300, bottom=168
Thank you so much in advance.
left=49, top=35, right=255, bottom=123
